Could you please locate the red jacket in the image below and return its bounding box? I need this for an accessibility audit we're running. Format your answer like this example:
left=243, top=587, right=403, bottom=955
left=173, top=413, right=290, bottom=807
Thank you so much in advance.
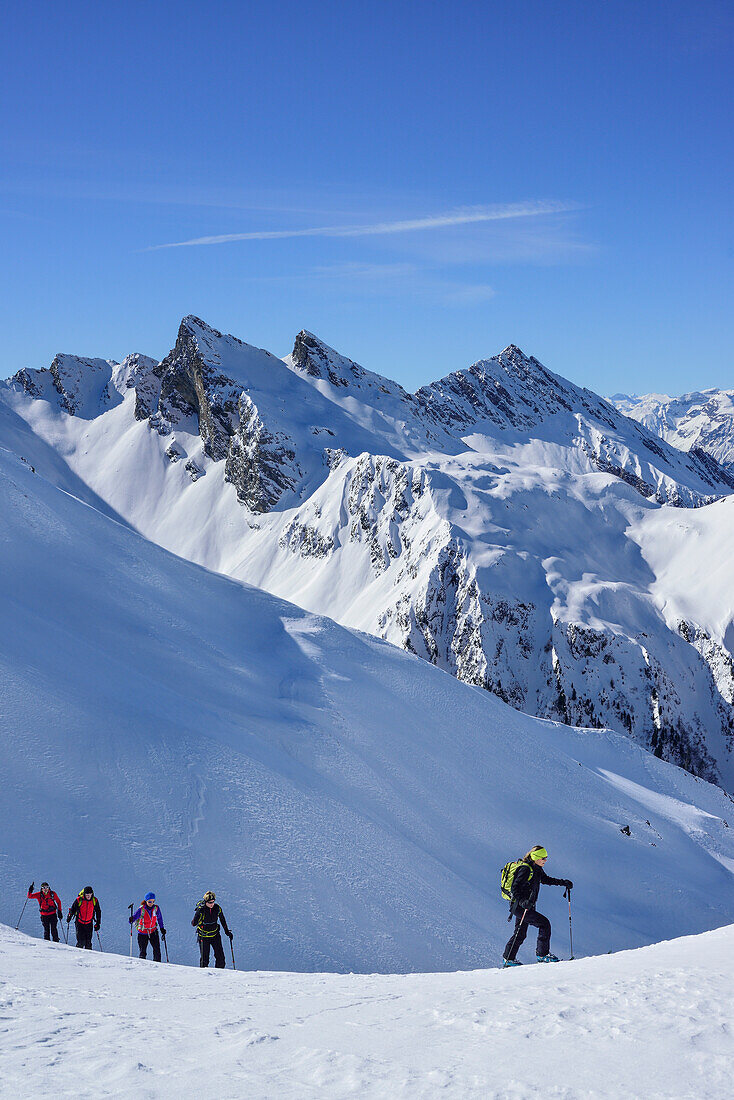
left=28, top=889, right=61, bottom=916
left=69, top=893, right=101, bottom=925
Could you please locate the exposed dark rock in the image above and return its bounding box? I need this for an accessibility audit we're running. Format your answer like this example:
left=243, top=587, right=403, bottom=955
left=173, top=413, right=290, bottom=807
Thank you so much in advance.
left=224, top=394, right=300, bottom=512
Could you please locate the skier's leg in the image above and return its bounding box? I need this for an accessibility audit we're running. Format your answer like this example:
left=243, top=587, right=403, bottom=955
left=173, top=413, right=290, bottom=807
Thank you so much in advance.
left=199, top=936, right=210, bottom=968
left=138, top=933, right=148, bottom=959
left=75, top=921, right=84, bottom=948
left=504, top=912, right=529, bottom=961
left=82, top=924, right=93, bottom=949
left=41, top=914, right=52, bottom=941
left=213, top=932, right=226, bottom=969
left=150, top=931, right=161, bottom=962
left=49, top=914, right=59, bottom=942
left=533, top=912, right=551, bottom=957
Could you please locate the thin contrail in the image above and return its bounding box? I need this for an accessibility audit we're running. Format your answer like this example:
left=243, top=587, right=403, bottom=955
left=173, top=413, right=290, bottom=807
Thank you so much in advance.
left=146, top=200, right=577, bottom=250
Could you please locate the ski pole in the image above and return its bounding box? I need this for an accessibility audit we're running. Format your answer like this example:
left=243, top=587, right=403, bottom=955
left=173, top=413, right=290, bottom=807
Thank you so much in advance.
left=228, top=933, right=236, bottom=970
left=162, top=932, right=169, bottom=962
left=15, top=883, right=33, bottom=931
left=96, top=931, right=103, bottom=952
left=564, top=887, right=574, bottom=960
left=128, top=904, right=134, bottom=957
left=506, top=908, right=528, bottom=963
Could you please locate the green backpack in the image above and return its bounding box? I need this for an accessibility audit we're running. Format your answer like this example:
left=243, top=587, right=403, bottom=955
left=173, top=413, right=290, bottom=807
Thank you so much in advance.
left=500, top=859, right=532, bottom=901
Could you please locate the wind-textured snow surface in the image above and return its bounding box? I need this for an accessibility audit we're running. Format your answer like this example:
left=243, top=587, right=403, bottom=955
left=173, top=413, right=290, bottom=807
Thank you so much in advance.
left=5, top=318, right=734, bottom=791
left=2, top=920, right=734, bottom=1098
left=2, top=434, right=734, bottom=972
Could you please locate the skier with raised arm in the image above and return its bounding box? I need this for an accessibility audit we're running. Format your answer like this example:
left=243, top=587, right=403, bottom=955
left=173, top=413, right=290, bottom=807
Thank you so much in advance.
left=27, top=881, right=63, bottom=941
left=502, top=846, right=572, bottom=966
left=192, top=891, right=232, bottom=969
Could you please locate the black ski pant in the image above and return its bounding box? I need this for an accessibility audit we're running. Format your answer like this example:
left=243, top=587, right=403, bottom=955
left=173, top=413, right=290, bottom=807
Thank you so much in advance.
left=75, top=921, right=94, bottom=950
left=41, top=913, right=60, bottom=942
left=198, top=932, right=225, bottom=968
left=503, top=908, right=551, bottom=961
left=138, top=931, right=161, bottom=961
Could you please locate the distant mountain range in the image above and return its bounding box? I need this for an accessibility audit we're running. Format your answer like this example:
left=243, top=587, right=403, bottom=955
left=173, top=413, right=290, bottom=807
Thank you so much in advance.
left=612, top=389, right=734, bottom=472
left=4, top=317, right=734, bottom=790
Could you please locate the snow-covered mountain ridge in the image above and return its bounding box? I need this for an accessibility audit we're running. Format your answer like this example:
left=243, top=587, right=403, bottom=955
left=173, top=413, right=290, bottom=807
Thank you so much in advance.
left=613, top=387, right=734, bottom=472
left=3, top=433, right=734, bottom=974
left=4, top=316, right=734, bottom=790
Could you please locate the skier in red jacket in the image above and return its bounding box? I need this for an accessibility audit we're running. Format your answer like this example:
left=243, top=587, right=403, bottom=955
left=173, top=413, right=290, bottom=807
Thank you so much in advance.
left=67, top=887, right=101, bottom=949
left=27, top=881, right=63, bottom=942
left=129, top=893, right=166, bottom=961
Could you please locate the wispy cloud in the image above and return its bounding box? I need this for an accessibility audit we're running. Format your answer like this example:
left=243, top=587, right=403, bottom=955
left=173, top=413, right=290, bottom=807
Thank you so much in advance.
left=250, top=260, right=496, bottom=307
left=146, top=201, right=577, bottom=250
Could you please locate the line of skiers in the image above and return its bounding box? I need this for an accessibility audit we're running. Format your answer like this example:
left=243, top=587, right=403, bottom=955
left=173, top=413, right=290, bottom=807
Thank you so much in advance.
left=25, top=883, right=234, bottom=968
left=25, top=845, right=573, bottom=970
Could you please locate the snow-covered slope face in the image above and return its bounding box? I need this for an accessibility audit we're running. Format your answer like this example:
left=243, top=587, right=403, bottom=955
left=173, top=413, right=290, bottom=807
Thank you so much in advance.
left=2, top=442, right=734, bottom=974
left=3, top=922, right=734, bottom=1098
left=4, top=317, right=734, bottom=792
left=416, top=345, right=734, bottom=505
left=613, top=388, right=734, bottom=472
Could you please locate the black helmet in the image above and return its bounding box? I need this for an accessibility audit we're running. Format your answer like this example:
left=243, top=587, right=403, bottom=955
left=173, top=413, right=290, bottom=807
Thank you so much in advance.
left=83, top=886, right=93, bottom=894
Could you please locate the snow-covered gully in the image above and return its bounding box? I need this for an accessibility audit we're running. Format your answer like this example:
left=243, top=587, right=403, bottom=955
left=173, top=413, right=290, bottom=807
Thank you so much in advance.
left=2, top=922, right=732, bottom=1098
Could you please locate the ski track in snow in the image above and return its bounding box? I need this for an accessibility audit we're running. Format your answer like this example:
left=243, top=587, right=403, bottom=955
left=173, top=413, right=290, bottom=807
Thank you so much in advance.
left=1, top=922, right=733, bottom=1098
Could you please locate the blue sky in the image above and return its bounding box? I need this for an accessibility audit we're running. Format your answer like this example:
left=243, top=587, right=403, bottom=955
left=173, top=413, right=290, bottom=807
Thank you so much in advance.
left=2, top=0, right=732, bottom=395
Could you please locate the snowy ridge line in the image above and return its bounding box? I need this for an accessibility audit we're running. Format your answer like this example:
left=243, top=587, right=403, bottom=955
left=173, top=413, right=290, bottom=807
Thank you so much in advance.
left=3, top=315, right=734, bottom=792
left=2, top=442, right=734, bottom=973
left=613, top=387, right=734, bottom=472
left=2, top=920, right=734, bottom=1097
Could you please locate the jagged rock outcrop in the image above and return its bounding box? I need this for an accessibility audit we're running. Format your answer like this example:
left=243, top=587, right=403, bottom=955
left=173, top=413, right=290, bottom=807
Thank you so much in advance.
left=224, top=394, right=300, bottom=512
left=155, top=318, right=241, bottom=459
left=5, top=317, right=734, bottom=790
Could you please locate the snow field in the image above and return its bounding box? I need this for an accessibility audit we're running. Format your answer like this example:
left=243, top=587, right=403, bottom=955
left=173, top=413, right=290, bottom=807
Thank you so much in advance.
left=1, top=921, right=733, bottom=1099
left=2, top=441, right=734, bottom=971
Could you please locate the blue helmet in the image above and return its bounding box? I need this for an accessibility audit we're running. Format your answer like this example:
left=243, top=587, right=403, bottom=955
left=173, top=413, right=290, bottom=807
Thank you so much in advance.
left=144, top=892, right=155, bottom=902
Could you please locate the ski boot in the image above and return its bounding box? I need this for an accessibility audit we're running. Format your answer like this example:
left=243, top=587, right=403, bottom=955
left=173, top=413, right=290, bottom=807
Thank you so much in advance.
left=502, top=958, right=522, bottom=967
left=536, top=954, right=560, bottom=963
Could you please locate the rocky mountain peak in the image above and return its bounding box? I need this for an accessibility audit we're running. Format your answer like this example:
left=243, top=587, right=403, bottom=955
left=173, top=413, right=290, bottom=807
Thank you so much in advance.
left=179, top=315, right=223, bottom=341
left=498, top=343, right=530, bottom=362
left=290, top=329, right=366, bottom=389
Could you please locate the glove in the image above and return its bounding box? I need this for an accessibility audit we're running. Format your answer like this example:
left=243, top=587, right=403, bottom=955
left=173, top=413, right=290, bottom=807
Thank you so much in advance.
left=67, top=912, right=72, bottom=922
left=57, top=911, right=63, bottom=920
left=29, top=881, right=35, bottom=893
left=161, top=928, right=167, bottom=937
left=227, top=930, right=233, bottom=940
left=129, top=917, right=134, bottom=924
left=562, top=880, right=573, bottom=890
left=94, top=923, right=100, bottom=932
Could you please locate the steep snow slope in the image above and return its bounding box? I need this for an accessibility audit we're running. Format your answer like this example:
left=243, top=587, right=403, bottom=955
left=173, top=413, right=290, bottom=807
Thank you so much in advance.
left=4, top=317, right=734, bottom=790
left=2, top=438, right=734, bottom=972
left=2, top=921, right=734, bottom=1098
left=613, top=388, right=734, bottom=472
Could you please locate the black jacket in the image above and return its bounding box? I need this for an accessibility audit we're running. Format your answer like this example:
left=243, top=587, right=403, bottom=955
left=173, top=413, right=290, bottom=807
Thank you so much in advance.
left=510, top=859, right=567, bottom=914
left=192, top=902, right=230, bottom=939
